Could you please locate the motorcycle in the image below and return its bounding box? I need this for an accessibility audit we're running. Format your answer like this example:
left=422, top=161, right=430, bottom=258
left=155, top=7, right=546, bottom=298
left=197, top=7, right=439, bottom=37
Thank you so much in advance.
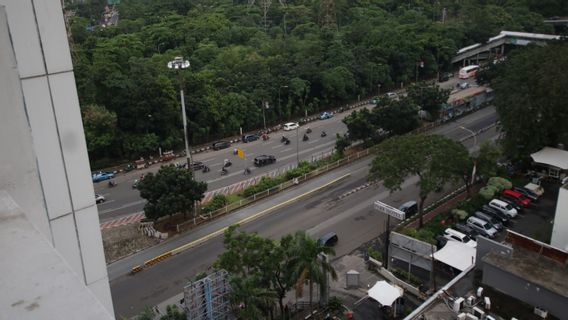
left=281, top=136, right=287, bottom=143
left=108, top=180, right=117, bottom=188
left=284, top=139, right=290, bottom=145
left=262, top=134, right=270, bottom=141
left=202, top=165, right=210, bottom=173
left=321, top=131, right=327, bottom=137
left=303, top=134, right=309, bottom=142
left=243, top=167, right=251, bottom=175
left=223, top=159, right=232, bottom=168
left=221, top=168, right=228, bottom=176
left=306, top=128, right=312, bottom=134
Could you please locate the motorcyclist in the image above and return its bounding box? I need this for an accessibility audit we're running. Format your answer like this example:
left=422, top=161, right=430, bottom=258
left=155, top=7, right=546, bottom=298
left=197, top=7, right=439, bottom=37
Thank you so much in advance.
left=306, top=127, right=312, bottom=134
left=108, top=180, right=116, bottom=188
left=223, top=159, right=231, bottom=167
left=221, top=167, right=228, bottom=175
left=321, top=130, right=327, bottom=137
left=303, top=134, right=309, bottom=141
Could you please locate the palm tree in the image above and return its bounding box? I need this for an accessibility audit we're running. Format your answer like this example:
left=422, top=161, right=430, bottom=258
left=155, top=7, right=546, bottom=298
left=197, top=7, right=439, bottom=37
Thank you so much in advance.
left=229, top=275, right=277, bottom=319
left=290, top=231, right=338, bottom=308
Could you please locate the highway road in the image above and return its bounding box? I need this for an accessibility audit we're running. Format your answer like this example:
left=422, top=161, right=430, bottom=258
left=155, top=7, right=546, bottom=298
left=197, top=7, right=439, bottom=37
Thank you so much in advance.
left=94, top=76, right=478, bottom=223
left=109, top=106, right=498, bottom=318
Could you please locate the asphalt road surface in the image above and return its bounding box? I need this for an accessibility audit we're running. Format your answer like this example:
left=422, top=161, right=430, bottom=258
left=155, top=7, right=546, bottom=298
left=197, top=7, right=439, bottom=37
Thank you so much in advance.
left=109, top=106, right=498, bottom=318
left=94, top=75, right=480, bottom=223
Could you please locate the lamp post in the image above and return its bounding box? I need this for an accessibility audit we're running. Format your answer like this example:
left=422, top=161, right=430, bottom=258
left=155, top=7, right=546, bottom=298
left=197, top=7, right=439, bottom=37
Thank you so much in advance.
left=262, top=101, right=269, bottom=131
left=296, top=126, right=300, bottom=165
left=377, top=84, right=381, bottom=96
left=167, top=56, right=192, bottom=171
left=460, top=125, right=477, bottom=184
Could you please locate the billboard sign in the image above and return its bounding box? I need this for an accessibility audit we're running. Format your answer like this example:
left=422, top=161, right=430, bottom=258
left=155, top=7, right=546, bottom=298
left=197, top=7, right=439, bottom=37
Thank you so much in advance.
left=373, top=200, right=405, bottom=220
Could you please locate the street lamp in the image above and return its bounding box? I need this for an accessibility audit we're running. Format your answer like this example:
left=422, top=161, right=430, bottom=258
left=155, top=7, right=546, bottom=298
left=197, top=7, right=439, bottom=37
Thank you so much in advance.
left=460, top=125, right=477, bottom=184
left=296, top=126, right=300, bottom=165
left=262, top=101, right=269, bottom=131
left=377, top=84, right=381, bottom=96
left=167, top=56, right=192, bottom=171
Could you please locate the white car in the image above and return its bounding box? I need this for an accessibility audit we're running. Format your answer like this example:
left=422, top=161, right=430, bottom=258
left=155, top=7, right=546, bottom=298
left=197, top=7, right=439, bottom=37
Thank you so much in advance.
left=443, top=228, right=477, bottom=248
left=95, top=194, right=105, bottom=204
left=489, top=199, right=518, bottom=218
left=283, top=122, right=299, bottom=131
left=386, top=92, right=398, bottom=99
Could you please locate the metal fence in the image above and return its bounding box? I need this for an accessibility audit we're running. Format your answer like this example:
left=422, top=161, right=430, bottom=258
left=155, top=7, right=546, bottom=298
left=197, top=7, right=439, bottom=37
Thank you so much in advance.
left=176, top=148, right=371, bottom=230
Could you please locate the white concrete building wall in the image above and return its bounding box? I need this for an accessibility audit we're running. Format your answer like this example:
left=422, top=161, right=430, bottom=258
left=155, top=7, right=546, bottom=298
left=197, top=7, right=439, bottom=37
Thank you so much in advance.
left=0, top=0, right=113, bottom=315
left=551, top=185, right=568, bottom=251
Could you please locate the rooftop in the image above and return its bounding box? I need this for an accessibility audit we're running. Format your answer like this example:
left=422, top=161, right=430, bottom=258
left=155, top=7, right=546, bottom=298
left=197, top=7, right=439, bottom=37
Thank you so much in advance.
left=483, top=245, right=568, bottom=297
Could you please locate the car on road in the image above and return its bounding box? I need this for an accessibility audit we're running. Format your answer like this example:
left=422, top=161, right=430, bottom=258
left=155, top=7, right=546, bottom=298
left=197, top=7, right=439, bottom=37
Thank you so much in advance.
left=386, top=92, right=398, bottom=99
left=283, top=122, right=300, bottom=131
left=318, top=232, right=338, bottom=247
left=242, top=134, right=260, bottom=143
left=212, top=141, right=231, bottom=150
left=95, top=194, right=105, bottom=204
left=254, top=155, right=276, bottom=167
left=319, top=112, right=333, bottom=120
left=191, top=161, right=205, bottom=170
left=92, top=171, right=115, bottom=183
left=398, top=201, right=417, bottom=218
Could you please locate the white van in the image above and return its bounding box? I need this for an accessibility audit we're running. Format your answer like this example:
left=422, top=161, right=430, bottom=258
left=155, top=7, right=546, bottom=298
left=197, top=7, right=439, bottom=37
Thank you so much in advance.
left=488, top=199, right=518, bottom=218
left=444, top=228, right=477, bottom=248
left=467, top=217, right=498, bottom=238
left=283, top=122, right=299, bottom=131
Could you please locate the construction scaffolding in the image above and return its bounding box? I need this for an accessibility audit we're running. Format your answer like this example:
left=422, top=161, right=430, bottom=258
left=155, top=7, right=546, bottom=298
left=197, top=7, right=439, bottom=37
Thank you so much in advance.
left=184, top=269, right=231, bottom=320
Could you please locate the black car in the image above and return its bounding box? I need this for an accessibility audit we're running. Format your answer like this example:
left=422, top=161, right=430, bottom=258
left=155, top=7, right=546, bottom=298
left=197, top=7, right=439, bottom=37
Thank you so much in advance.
left=454, top=223, right=480, bottom=239
left=481, top=205, right=510, bottom=225
left=212, top=140, right=231, bottom=150
left=438, top=72, right=451, bottom=82
left=513, top=186, right=539, bottom=202
left=191, top=161, right=205, bottom=170
left=318, top=232, right=338, bottom=247
left=242, top=134, right=259, bottom=143
left=254, top=155, right=276, bottom=167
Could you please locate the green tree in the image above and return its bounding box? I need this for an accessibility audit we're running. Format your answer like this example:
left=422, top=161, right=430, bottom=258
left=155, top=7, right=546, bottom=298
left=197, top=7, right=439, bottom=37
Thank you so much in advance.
left=406, top=82, right=450, bottom=120
left=137, top=165, right=207, bottom=221
left=291, top=231, right=338, bottom=308
left=81, top=104, right=118, bottom=158
left=229, top=275, right=276, bottom=319
left=492, top=43, right=568, bottom=161
left=369, top=134, right=468, bottom=227
left=342, top=109, right=376, bottom=143
left=475, top=141, right=502, bottom=180
left=373, top=98, right=420, bottom=135
left=159, top=305, right=186, bottom=320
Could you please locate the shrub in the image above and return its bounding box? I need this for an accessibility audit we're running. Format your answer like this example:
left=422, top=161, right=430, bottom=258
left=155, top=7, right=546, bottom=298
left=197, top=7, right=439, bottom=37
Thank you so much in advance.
left=285, top=161, right=317, bottom=180
left=487, top=176, right=512, bottom=192
left=392, top=268, right=422, bottom=287
left=242, top=176, right=284, bottom=197
left=479, top=186, right=497, bottom=200
left=457, top=194, right=486, bottom=213
left=367, top=247, right=382, bottom=261
left=451, top=209, right=468, bottom=221
left=202, top=194, right=228, bottom=214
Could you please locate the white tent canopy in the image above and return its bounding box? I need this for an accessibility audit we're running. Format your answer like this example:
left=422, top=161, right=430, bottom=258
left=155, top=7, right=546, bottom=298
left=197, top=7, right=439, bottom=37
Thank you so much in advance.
left=432, top=241, right=476, bottom=271
left=368, top=281, right=403, bottom=306
left=531, top=147, right=568, bottom=170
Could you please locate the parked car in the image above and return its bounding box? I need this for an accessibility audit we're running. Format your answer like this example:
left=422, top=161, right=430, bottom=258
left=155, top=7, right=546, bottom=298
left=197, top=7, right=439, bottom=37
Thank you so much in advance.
left=283, top=122, right=300, bottom=131
left=386, top=92, right=398, bottom=99
left=473, top=211, right=503, bottom=231
left=254, top=155, right=276, bottom=167
left=318, top=232, right=338, bottom=247
left=498, top=196, right=523, bottom=211
left=467, top=216, right=498, bottom=238
left=488, top=199, right=518, bottom=218
left=436, top=235, right=448, bottom=248
left=502, top=189, right=530, bottom=207
left=242, top=134, right=260, bottom=143
left=443, top=228, right=477, bottom=248
left=319, top=112, right=333, bottom=120
left=398, top=201, right=418, bottom=218
left=512, top=186, right=539, bottom=201
left=95, top=194, right=105, bottom=204
left=481, top=205, right=510, bottom=226
left=454, top=223, right=481, bottom=239
left=524, top=182, right=544, bottom=197
left=438, top=72, right=452, bottom=82
left=212, top=141, right=231, bottom=150
left=91, top=171, right=115, bottom=183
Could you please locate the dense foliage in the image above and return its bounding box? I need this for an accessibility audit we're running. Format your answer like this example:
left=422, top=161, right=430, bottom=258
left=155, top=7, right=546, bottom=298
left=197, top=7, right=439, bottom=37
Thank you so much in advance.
left=215, top=226, right=337, bottom=318
left=67, top=0, right=559, bottom=164
left=482, top=42, right=568, bottom=162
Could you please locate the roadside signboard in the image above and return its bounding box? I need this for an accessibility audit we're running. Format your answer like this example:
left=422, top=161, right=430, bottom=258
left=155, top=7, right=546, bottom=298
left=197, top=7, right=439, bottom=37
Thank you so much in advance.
left=374, top=200, right=405, bottom=220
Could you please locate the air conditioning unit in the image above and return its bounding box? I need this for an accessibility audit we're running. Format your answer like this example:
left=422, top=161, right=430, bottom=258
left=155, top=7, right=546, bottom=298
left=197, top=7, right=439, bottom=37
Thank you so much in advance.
left=534, top=307, right=548, bottom=318
left=476, top=287, right=484, bottom=297
left=472, top=306, right=485, bottom=318
left=453, top=297, right=465, bottom=312
left=457, top=313, right=467, bottom=320
left=484, top=297, right=491, bottom=310
left=466, top=296, right=475, bottom=306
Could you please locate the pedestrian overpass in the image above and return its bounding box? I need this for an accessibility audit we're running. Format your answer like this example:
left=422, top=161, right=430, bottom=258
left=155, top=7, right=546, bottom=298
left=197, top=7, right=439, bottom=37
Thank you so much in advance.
left=452, top=31, right=563, bottom=66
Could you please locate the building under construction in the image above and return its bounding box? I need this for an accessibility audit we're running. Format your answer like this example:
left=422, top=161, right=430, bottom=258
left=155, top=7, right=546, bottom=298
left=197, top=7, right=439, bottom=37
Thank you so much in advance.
left=184, top=269, right=231, bottom=320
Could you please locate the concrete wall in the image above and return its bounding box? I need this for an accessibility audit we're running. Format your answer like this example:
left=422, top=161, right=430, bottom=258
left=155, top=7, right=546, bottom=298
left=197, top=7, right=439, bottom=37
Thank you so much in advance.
left=482, top=263, right=568, bottom=320
left=390, top=232, right=435, bottom=271
left=475, top=236, right=512, bottom=269
left=551, top=186, right=568, bottom=251
left=0, top=1, right=113, bottom=315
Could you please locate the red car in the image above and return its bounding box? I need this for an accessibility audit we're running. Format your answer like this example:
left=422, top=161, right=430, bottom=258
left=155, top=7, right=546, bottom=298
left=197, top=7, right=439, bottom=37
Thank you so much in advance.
left=502, top=189, right=531, bottom=207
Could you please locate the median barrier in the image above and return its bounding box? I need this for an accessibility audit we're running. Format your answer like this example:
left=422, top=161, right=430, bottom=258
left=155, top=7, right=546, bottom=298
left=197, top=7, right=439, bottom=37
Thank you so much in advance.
left=144, top=251, right=173, bottom=267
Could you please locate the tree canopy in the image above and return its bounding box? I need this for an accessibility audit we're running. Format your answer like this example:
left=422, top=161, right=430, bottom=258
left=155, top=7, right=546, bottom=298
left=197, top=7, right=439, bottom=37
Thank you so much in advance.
left=488, top=42, right=568, bottom=162
left=369, top=134, right=470, bottom=227
left=137, top=165, right=207, bottom=220
left=66, top=0, right=559, bottom=166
